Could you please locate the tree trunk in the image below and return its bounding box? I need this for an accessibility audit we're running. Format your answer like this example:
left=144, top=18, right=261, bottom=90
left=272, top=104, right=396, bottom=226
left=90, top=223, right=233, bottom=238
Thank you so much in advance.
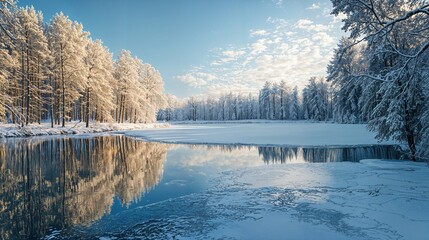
left=280, top=90, right=284, bottom=120
left=272, top=93, right=276, bottom=120
left=121, top=96, right=126, bottom=123
left=37, top=56, right=41, bottom=124
left=406, top=132, right=417, bottom=162
left=61, top=47, right=65, bottom=127
left=86, top=88, right=90, bottom=128
left=26, top=43, right=30, bottom=126
left=50, top=76, right=54, bottom=128
left=21, top=50, right=25, bottom=126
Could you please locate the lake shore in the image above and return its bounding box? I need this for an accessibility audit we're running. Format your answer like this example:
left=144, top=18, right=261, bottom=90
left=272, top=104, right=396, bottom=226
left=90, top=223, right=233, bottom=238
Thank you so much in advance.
left=0, top=122, right=169, bottom=138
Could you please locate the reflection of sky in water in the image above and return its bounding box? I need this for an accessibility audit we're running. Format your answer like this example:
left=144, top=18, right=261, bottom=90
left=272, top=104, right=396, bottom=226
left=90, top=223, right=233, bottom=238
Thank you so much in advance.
left=109, top=144, right=260, bottom=215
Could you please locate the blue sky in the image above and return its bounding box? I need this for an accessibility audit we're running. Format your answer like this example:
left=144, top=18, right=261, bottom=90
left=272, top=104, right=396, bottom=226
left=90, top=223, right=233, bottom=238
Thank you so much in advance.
left=17, top=0, right=346, bottom=98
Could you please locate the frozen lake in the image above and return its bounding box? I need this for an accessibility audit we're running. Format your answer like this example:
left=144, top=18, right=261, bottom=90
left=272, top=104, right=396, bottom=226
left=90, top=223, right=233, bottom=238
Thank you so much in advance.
left=0, top=134, right=406, bottom=239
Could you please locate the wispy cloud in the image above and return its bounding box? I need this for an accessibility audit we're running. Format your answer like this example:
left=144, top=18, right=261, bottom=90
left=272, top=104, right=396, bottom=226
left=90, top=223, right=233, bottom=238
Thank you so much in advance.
left=176, top=7, right=343, bottom=97
left=250, top=29, right=268, bottom=37
left=307, top=3, right=321, bottom=10
left=176, top=71, right=217, bottom=88
left=295, top=19, right=330, bottom=32
left=272, top=0, right=283, bottom=6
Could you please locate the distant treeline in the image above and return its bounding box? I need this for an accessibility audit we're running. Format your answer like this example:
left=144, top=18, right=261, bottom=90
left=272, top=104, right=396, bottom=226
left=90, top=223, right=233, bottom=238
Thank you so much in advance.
left=158, top=77, right=333, bottom=122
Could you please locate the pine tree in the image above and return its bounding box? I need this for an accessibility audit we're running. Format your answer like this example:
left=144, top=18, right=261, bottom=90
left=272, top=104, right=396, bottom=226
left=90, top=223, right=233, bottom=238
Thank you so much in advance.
left=289, top=86, right=300, bottom=120
left=331, top=0, right=429, bottom=160
left=327, top=37, right=365, bottom=123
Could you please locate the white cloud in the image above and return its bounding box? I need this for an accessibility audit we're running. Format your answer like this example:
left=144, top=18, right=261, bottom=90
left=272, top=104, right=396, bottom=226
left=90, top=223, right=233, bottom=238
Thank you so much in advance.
left=251, top=38, right=269, bottom=55
left=311, top=32, right=334, bottom=47
left=222, top=50, right=246, bottom=58
left=295, top=19, right=330, bottom=32
left=296, top=19, right=313, bottom=27
left=307, top=3, right=320, bottom=10
left=250, top=29, right=268, bottom=37
left=176, top=72, right=217, bottom=88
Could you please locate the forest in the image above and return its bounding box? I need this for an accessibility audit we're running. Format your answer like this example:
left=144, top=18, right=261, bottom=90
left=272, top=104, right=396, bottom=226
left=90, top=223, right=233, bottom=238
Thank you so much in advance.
left=0, top=2, right=166, bottom=128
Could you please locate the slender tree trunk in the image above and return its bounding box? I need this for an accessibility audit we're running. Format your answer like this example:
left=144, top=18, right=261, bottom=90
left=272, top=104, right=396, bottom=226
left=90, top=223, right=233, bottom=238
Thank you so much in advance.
left=272, top=93, right=276, bottom=120
left=121, top=96, right=126, bottom=123
left=37, top=56, right=41, bottom=124
left=13, top=70, right=18, bottom=124
left=61, top=47, right=65, bottom=127
left=94, top=103, right=98, bottom=122
left=115, top=95, right=119, bottom=122
left=406, top=133, right=417, bottom=162
left=86, top=88, right=90, bottom=127
left=280, top=90, right=284, bottom=120
left=26, top=43, right=30, bottom=125
left=50, top=76, right=54, bottom=128
left=21, top=50, right=25, bottom=126
left=118, top=94, right=124, bottom=123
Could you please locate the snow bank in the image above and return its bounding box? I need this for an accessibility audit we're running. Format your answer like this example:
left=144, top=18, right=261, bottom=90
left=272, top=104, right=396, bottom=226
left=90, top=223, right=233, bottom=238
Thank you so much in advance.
left=126, top=122, right=396, bottom=147
left=0, top=122, right=169, bottom=138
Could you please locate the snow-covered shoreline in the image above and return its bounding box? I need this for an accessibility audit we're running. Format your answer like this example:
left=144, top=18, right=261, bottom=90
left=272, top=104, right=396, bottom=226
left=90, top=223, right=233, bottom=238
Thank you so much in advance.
left=0, top=122, right=170, bottom=138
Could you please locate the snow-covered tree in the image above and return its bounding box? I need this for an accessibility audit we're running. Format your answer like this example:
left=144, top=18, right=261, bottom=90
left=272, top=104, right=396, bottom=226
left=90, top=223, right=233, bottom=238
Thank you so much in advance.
left=113, top=50, right=141, bottom=123
left=138, top=63, right=166, bottom=123
left=83, top=39, right=115, bottom=127
left=14, top=7, right=50, bottom=125
left=302, top=77, right=332, bottom=121
left=0, top=0, right=16, bottom=39
left=331, top=0, right=429, bottom=160
left=1, top=4, right=165, bottom=126
left=259, top=82, right=272, bottom=119
left=113, top=50, right=164, bottom=123
left=327, top=37, right=365, bottom=123
left=289, top=86, right=300, bottom=120
left=277, top=81, right=291, bottom=120
left=0, top=10, right=16, bottom=122
left=48, top=12, right=89, bottom=127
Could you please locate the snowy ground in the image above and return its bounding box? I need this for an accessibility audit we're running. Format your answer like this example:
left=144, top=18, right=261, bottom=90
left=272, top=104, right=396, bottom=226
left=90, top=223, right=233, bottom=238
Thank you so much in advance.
left=126, top=122, right=396, bottom=147
left=0, top=121, right=169, bottom=138
left=72, top=159, right=429, bottom=240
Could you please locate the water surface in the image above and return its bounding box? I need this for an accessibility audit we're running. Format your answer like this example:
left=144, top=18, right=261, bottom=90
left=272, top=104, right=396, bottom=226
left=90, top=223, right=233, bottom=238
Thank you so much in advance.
left=0, top=135, right=400, bottom=239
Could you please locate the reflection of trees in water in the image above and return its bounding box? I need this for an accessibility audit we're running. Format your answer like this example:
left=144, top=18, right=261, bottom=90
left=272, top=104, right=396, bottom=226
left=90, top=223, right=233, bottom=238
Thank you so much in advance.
left=186, top=144, right=254, bottom=153
left=186, top=144, right=400, bottom=164
left=260, top=145, right=400, bottom=163
left=0, top=136, right=166, bottom=239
